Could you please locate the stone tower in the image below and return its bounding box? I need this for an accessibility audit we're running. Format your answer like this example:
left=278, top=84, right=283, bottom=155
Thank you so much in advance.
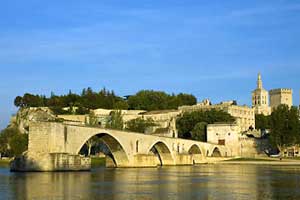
left=252, top=73, right=271, bottom=115
left=269, top=88, right=293, bottom=111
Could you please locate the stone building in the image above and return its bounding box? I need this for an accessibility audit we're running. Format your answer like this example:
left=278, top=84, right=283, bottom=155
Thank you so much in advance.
left=251, top=73, right=271, bottom=115
left=179, top=100, right=255, bottom=132
left=207, top=123, right=268, bottom=157
left=269, top=88, right=293, bottom=111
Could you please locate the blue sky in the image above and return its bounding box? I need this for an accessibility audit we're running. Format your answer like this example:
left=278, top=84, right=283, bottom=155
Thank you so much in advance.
left=0, top=0, right=299, bottom=129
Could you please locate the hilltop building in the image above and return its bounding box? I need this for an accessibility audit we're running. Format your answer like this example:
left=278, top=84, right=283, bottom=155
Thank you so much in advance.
left=269, top=88, right=293, bottom=111
left=251, top=73, right=271, bottom=115
left=251, top=73, right=294, bottom=114
left=179, top=100, right=255, bottom=132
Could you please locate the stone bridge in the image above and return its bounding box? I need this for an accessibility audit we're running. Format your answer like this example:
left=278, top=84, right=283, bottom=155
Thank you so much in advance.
left=12, top=122, right=230, bottom=171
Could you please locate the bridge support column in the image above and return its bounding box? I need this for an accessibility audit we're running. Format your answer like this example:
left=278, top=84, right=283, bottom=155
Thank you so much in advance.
left=10, top=153, right=91, bottom=172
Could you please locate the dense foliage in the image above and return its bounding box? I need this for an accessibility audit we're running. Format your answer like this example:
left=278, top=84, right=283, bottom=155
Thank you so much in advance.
left=255, top=114, right=271, bottom=130
left=191, top=122, right=208, bottom=141
left=14, top=89, right=197, bottom=114
left=0, top=127, right=28, bottom=157
left=14, top=88, right=126, bottom=114
left=176, top=110, right=235, bottom=141
left=127, top=90, right=196, bottom=111
left=269, top=105, right=300, bottom=150
left=105, top=111, right=124, bottom=130
left=126, top=118, right=157, bottom=133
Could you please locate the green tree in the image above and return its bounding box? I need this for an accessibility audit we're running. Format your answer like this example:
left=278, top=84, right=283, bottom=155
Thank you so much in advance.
left=22, top=93, right=44, bottom=107
left=113, top=100, right=129, bottom=110
left=126, top=118, right=156, bottom=133
left=0, top=127, right=26, bottom=157
left=14, top=96, right=23, bottom=107
left=191, top=122, right=207, bottom=141
left=106, top=110, right=124, bottom=130
left=255, top=114, right=271, bottom=130
left=128, top=90, right=170, bottom=110
left=9, top=134, right=28, bottom=156
left=176, top=110, right=235, bottom=140
left=127, top=90, right=197, bottom=111
left=269, top=105, right=300, bottom=151
left=176, top=93, right=197, bottom=107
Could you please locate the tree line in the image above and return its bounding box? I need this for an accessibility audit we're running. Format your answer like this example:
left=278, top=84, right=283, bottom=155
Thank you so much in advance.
left=14, top=88, right=197, bottom=114
left=255, top=105, right=300, bottom=150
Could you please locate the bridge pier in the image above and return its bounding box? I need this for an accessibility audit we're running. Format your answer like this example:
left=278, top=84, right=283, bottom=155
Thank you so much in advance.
left=10, top=153, right=91, bottom=172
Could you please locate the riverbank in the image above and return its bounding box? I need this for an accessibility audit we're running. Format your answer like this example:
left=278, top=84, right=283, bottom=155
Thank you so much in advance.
left=91, top=157, right=106, bottom=167
left=0, top=159, right=10, bottom=166
left=219, top=157, right=300, bottom=165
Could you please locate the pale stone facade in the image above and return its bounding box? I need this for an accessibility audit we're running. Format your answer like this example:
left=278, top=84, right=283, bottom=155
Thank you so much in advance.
left=179, top=100, right=255, bottom=132
left=252, top=73, right=271, bottom=115
left=269, top=88, right=293, bottom=111
left=207, top=124, right=240, bottom=156
left=207, top=123, right=268, bottom=157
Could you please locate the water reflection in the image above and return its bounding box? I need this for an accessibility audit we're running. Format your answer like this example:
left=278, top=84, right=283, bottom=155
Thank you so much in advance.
left=10, top=172, right=92, bottom=200
left=0, top=165, right=300, bottom=200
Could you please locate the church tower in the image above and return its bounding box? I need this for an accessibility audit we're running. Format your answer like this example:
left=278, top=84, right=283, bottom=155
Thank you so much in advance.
left=252, top=73, right=271, bottom=115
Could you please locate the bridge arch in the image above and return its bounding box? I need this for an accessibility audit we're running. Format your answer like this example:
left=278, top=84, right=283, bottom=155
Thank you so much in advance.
left=148, top=141, right=174, bottom=166
left=211, top=147, right=222, bottom=157
left=77, top=132, right=129, bottom=167
left=188, top=144, right=203, bottom=164
left=188, top=144, right=202, bottom=154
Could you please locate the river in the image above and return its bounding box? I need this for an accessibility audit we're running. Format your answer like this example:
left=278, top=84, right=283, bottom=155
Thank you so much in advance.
left=0, top=164, right=300, bottom=200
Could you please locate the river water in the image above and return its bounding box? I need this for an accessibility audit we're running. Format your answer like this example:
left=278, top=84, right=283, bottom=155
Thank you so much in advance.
left=0, top=164, right=300, bottom=200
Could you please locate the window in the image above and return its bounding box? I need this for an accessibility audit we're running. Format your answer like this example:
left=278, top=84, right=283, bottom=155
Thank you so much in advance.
left=228, top=133, right=231, bottom=136
left=136, top=140, right=139, bottom=153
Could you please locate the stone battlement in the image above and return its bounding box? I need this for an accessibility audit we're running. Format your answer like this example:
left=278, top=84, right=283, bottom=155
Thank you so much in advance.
left=269, top=88, right=293, bottom=94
